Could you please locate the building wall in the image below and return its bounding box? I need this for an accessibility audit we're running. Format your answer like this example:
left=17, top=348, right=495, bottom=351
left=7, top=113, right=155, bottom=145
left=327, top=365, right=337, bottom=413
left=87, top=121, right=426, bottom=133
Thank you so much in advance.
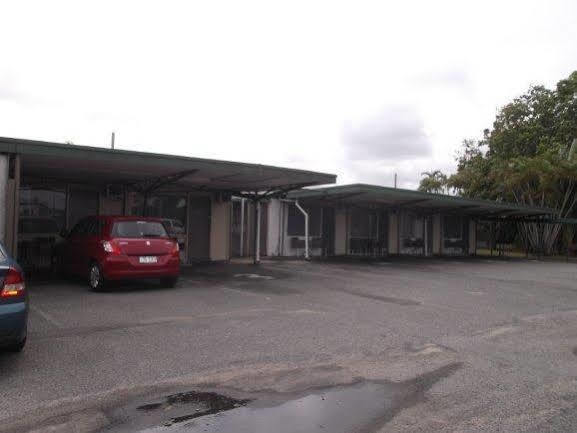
left=100, top=196, right=123, bottom=215
left=433, top=214, right=442, bottom=255
left=4, top=159, right=18, bottom=257
left=388, top=211, right=399, bottom=254
left=334, top=208, right=347, bottom=255
left=210, top=198, right=231, bottom=261
left=0, top=155, right=9, bottom=245
left=265, top=203, right=485, bottom=258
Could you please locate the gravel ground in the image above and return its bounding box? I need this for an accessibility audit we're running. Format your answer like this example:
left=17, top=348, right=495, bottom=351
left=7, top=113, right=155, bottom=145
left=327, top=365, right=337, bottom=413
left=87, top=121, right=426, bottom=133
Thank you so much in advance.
left=1, top=257, right=577, bottom=432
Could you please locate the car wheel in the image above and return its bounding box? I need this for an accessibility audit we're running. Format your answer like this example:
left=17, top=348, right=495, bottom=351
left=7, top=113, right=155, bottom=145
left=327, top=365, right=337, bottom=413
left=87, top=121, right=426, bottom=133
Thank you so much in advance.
left=6, top=337, right=26, bottom=353
left=161, top=277, right=178, bottom=288
left=89, top=262, right=107, bottom=292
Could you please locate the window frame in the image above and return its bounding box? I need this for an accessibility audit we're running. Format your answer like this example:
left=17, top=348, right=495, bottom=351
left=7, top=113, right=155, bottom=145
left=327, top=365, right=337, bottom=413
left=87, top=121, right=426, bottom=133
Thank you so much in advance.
left=286, top=204, right=322, bottom=237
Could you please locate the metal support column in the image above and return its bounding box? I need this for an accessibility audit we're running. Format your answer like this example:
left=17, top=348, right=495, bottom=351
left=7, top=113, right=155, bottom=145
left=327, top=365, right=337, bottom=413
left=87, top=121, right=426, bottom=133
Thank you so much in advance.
left=423, top=216, right=427, bottom=256
left=490, top=222, right=494, bottom=257
left=396, top=208, right=401, bottom=255
left=295, top=200, right=309, bottom=260
left=474, top=219, right=477, bottom=256
left=240, top=198, right=245, bottom=257
left=253, top=199, right=261, bottom=265
left=424, top=216, right=428, bottom=257
left=524, top=222, right=529, bottom=259
left=537, top=221, right=543, bottom=260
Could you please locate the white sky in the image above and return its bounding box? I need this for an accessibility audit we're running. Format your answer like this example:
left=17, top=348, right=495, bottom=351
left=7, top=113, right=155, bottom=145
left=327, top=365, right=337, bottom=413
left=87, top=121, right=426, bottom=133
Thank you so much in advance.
left=2, top=0, right=576, bottom=189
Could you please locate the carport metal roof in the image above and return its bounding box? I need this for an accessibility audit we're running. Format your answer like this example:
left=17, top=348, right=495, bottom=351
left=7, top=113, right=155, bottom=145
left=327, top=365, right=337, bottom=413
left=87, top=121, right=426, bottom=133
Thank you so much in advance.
left=288, top=184, right=553, bottom=218
left=0, top=137, right=336, bottom=194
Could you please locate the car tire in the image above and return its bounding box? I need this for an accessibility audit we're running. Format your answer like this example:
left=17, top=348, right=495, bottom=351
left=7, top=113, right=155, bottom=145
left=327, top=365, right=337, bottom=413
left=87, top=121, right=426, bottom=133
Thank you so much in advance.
left=88, top=262, right=107, bottom=292
left=161, top=277, right=178, bottom=288
left=6, top=337, right=26, bottom=353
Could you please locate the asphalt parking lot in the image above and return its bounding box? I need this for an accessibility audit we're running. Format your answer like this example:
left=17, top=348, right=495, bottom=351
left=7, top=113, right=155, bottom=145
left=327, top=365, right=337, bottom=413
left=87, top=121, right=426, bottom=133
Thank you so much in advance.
left=2, top=257, right=577, bottom=432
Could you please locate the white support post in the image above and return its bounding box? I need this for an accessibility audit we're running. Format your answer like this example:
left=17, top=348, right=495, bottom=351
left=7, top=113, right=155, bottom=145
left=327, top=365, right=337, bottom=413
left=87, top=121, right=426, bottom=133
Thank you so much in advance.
left=240, top=198, right=245, bottom=257
left=295, top=200, right=310, bottom=260
left=424, top=217, right=428, bottom=256
left=255, top=200, right=261, bottom=264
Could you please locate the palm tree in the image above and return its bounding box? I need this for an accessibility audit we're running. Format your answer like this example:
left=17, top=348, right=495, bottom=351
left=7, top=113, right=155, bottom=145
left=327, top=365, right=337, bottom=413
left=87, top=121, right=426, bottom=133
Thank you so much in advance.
left=418, top=170, right=448, bottom=194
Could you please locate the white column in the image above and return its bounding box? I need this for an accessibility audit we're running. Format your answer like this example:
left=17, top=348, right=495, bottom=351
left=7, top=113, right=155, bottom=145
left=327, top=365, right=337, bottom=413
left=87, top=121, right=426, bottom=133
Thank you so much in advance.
left=210, top=198, right=231, bottom=261
left=239, top=198, right=245, bottom=256
left=468, top=219, right=477, bottom=255
left=266, top=199, right=281, bottom=256
left=255, top=201, right=261, bottom=263
left=433, top=214, right=442, bottom=255
left=334, top=208, right=347, bottom=255
left=388, top=211, right=399, bottom=254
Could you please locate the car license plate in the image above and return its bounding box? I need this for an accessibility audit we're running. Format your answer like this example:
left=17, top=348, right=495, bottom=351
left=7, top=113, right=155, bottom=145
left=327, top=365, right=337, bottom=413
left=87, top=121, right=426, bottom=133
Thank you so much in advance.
left=139, top=256, right=157, bottom=264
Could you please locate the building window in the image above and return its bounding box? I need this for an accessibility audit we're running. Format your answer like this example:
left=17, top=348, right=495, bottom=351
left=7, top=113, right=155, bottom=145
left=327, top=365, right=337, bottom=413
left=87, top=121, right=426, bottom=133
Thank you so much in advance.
left=402, top=212, right=424, bottom=239
left=350, top=209, right=378, bottom=239
left=18, top=183, right=67, bottom=268
left=287, top=205, right=321, bottom=237
left=19, top=185, right=66, bottom=231
left=145, top=195, right=187, bottom=230
left=443, top=215, right=464, bottom=240
left=68, top=188, right=99, bottom=230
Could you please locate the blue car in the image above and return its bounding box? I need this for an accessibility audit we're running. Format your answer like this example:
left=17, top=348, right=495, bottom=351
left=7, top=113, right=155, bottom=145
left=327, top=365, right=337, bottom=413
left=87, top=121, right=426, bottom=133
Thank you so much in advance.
left=0, top=242, right=27, bottom=352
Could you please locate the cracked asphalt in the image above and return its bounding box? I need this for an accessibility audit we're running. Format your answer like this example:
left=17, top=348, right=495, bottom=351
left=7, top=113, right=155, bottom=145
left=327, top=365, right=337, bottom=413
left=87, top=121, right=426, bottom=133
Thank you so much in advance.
left=1, top=257, right=577, bottom=432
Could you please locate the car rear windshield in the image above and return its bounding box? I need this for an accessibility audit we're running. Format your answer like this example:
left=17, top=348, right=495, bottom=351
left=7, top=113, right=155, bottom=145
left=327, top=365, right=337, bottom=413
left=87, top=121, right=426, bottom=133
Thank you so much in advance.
left=111, top=221, right=168, bottom=238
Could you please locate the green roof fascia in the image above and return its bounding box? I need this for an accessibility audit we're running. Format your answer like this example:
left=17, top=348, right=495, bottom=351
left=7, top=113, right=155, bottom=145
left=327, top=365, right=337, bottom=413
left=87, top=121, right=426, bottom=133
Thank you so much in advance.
left=288, top=183, right=553, bottom=215
left=0, top=136, right=337, bottom=183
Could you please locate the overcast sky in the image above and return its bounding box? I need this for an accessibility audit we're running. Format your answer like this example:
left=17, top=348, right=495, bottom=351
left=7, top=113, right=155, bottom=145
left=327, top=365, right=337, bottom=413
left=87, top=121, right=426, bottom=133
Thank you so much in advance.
left=2, top=0, right=576, bottom=189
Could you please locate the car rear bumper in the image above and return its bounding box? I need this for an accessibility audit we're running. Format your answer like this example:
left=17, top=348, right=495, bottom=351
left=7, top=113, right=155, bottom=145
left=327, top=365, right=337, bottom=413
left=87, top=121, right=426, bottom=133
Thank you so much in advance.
left=101, top=255, right=180, bottom=280
left=0, top=302, right=28, bottom=346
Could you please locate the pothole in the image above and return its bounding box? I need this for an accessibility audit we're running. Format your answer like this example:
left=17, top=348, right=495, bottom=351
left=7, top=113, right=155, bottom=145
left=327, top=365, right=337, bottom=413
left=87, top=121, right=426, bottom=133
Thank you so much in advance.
left=105, top=382, right=399, bottom=433
left=135, top=391, right=251, bottom=426
left=102, top=363, right=462, bottom=433
left=12, top=364, right=461, bottom=433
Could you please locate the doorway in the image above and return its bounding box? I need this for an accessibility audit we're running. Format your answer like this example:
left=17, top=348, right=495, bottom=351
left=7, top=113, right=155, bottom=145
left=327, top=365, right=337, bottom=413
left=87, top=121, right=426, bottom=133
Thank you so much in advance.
left=187, top=196, right=211, bottom=262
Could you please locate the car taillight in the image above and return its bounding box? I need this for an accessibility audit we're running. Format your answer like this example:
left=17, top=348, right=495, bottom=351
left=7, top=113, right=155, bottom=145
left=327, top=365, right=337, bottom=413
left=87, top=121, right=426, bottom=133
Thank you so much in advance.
left=172, top=241, right=179, bottom=255
left=102, top=240, right=120, bottom=255
left=1, top=268, right=25, bottom=298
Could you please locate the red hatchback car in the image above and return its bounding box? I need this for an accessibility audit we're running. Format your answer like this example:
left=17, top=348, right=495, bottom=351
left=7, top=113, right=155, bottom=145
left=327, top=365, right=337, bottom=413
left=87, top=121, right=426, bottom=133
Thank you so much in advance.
left=60, top=216, right=180, bottom=290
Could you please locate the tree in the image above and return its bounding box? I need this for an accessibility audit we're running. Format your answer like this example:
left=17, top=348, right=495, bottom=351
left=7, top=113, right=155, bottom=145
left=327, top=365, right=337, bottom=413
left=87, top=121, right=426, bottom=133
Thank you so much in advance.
left=418, top=170, right=448, bottom=194
left=448, top=71, right=577, bottom=254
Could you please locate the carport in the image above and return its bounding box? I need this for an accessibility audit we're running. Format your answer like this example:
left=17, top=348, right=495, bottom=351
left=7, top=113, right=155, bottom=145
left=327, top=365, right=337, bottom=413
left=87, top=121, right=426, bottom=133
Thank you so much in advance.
left=0, top=137, right=336, bottom=270
left=266, top=184, right=552, bottom=258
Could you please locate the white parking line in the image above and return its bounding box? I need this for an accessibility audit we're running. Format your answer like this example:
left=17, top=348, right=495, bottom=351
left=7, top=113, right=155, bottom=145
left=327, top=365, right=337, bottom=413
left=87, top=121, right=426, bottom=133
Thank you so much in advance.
left=30, top=305, right=63, bottom=328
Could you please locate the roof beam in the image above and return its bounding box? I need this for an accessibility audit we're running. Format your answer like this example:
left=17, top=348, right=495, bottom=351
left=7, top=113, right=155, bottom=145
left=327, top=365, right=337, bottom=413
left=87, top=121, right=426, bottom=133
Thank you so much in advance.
left=125, top=169, right=199, bottom=194
left=209, top=172, right=242, bottom=182
left=317, top=191, right=366, bottom=203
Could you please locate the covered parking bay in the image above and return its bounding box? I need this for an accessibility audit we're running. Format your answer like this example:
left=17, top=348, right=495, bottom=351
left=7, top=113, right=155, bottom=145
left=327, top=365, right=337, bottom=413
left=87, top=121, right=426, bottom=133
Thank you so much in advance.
left=268, top=184, right=552, bottom=258
left=0, top=137, right=335, bottom=272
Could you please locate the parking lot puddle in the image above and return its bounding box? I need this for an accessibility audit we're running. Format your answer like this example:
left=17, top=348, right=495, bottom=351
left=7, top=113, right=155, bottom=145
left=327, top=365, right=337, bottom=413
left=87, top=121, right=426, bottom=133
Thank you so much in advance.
left=107, top=382, right=398, bottom=433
